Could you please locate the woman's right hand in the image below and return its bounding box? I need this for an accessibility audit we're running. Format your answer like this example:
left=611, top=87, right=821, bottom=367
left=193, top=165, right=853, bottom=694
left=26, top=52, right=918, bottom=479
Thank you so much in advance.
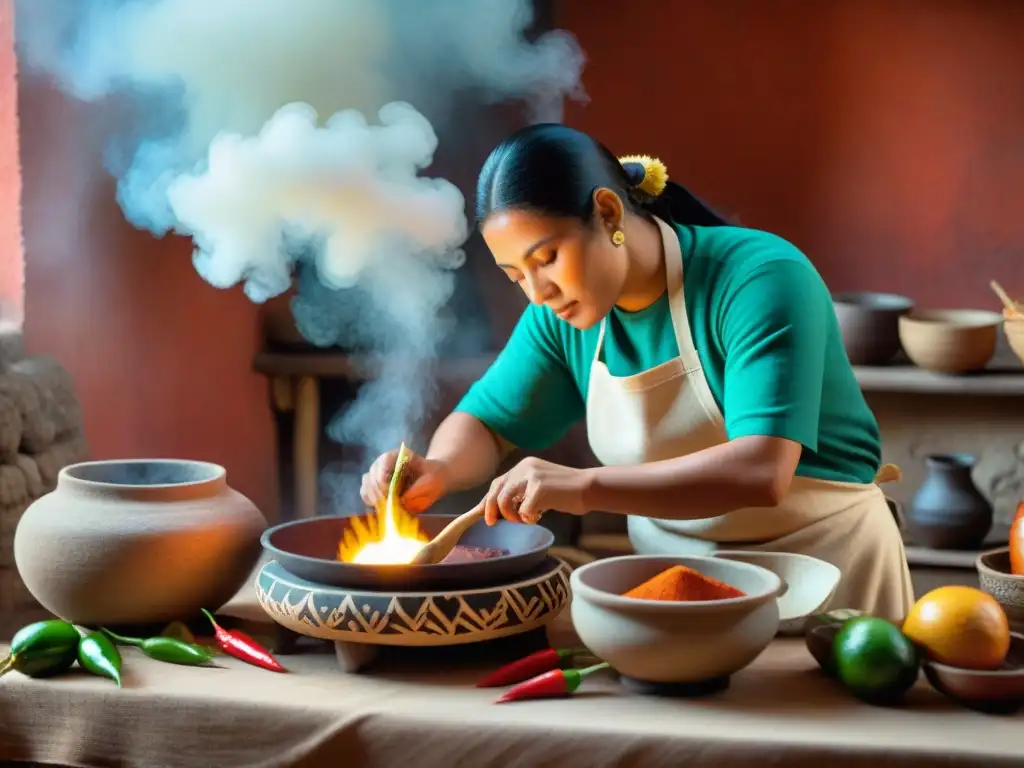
left=360, top=449, right=449, bottom=514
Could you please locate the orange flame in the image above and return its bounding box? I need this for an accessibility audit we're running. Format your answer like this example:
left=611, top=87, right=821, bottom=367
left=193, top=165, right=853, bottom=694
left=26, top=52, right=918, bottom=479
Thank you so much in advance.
left=336, top=443, right=430, bottom=565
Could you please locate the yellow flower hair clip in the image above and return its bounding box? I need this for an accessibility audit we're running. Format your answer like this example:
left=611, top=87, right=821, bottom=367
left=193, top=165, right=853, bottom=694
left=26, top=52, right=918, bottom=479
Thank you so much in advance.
left=618, top=154, right=669, bottom=198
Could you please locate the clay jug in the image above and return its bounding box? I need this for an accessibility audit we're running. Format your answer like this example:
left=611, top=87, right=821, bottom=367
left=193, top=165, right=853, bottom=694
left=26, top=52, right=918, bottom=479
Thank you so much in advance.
left=14, top=459, right=267, bottom=625
left=907, top=453, right=992, bottom=550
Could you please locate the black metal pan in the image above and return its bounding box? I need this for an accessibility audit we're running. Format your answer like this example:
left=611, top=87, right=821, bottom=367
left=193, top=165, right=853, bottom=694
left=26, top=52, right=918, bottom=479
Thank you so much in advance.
left=260, top=513, right=554, bottom=591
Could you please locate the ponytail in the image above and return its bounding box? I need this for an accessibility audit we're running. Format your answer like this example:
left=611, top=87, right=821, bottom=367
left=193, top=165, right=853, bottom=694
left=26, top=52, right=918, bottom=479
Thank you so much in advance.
left=477, top=123, right=733, bottom=229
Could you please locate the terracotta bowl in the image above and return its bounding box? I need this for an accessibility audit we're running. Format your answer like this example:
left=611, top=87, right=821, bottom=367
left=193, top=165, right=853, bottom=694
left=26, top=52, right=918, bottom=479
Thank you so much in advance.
left=832, top=291, right=914, bottom=366
left=976, top=547, right=1024, bottom=634
left=923, top=632, right=1024, bottom=714
left=1004, top=315, right=1024, bottom=367
left=713, top=551, right=841, bottom=635
left=569, top=555, right=783, bottom=686
left=898, top=309, right=1003, bottom=373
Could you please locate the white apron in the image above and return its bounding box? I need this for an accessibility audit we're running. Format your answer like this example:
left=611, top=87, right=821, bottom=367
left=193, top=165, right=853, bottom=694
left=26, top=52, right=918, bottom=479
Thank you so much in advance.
left=585, top=217, right=915, bottom=622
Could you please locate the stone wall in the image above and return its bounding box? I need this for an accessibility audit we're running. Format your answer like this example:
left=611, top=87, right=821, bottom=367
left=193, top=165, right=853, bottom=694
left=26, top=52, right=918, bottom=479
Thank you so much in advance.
left=0, top=329, right=88, bottom=616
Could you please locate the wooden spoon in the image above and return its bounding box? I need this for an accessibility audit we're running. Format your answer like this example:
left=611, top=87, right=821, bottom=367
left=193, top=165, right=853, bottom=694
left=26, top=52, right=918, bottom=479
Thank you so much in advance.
left=410, top=507, right=485, bottom=566
left=990, top=280, right=1023, bottom=317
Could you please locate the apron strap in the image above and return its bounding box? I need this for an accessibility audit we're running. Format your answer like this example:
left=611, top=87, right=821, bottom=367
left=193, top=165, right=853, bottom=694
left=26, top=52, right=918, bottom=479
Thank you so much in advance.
left=592, top=217, right=693, bottom=368
left=655, top=217, right=703, bottom=373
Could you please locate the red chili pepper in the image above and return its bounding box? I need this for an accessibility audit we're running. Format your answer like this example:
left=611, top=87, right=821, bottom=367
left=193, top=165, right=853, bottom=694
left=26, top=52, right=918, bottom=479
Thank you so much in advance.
left=495, top=662, right=609, bottom=703
left=476, top=648, right=583, bottom=688
left=201, top=609, right=287, bottom=673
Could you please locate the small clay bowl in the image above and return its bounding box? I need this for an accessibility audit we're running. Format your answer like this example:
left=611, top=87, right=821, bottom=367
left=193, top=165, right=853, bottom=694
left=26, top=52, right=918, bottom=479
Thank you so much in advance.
left=832, top=291, right=914, bottom=366
left=714, top=551, right=841, bottom=635
left=898, top=309, right=1002, bottom=374
left=976, top=547, right=1024, bottom=634
left=569, top=555, right=784, bottom=687
left=922, top=633, right=1024, bottom=714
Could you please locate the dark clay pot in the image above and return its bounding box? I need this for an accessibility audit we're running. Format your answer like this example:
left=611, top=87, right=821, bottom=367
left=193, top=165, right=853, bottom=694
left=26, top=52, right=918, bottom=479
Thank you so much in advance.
left=832, top=291, right=914, bottom=366
left=907, top=453, right=993, bottom=550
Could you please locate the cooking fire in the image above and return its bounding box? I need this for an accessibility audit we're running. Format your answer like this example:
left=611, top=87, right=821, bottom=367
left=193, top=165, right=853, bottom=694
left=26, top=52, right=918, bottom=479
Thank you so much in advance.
left=336, top=443, right=507, bottom=566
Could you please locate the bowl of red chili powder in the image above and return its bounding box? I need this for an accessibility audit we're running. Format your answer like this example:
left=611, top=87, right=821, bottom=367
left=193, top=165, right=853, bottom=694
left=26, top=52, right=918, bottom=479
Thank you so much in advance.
left=569, top=555, right=784, bottom=687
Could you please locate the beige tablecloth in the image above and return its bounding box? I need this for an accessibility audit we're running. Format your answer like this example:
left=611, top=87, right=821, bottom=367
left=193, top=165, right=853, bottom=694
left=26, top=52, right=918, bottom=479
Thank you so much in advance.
left=1, top=607, right=1022, bottom=768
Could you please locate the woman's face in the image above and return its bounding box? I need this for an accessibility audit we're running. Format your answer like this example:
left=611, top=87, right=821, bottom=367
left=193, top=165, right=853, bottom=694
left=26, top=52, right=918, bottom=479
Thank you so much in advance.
left=481, top=206, right=628, bottom=330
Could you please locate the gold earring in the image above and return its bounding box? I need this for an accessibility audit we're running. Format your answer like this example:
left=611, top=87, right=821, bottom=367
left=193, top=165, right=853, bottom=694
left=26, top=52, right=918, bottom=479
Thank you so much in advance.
left=611, top=229, right=626, bottom=247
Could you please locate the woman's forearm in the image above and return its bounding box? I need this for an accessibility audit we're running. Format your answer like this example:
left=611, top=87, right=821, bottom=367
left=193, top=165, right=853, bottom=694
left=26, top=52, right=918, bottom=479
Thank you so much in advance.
left=425, top=412, right=515, bottom=493
left=583, top=436, right=802, bottom=520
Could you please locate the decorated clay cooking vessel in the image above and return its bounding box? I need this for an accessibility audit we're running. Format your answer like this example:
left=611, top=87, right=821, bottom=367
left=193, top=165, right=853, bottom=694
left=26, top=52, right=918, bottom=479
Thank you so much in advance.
left=570, top=555, right=784, bottom=685
left=255, top=555, right=570, bottom=648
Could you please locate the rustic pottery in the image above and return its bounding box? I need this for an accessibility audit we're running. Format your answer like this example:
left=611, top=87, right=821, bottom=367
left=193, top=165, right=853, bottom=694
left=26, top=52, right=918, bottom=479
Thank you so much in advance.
left=976, top=548, right=1024, bottom=634
left=922, top=632, right=1024, bottom=715
left=713, top=550, right=841, bottom=635
left=255, top=556, right=569, bottom=646
left=569, top=555, right=783, bottom=691
left=907, top=453, right=993, bottom=550
left=832, top=291, right=914, bottom=366
left=897, top=309, right=1002, bottom=374
left=13, top=459, right=267, bottom=625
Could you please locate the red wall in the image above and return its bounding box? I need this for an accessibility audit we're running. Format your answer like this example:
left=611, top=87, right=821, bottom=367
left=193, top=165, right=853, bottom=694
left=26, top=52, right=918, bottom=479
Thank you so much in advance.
left=559, top=0, right=1024, bottom=308
left=2, top=1, right=1023, bottom=525
left=13, top=35, right=278, bottom=519
left=0, top=0, right=21, bottom=321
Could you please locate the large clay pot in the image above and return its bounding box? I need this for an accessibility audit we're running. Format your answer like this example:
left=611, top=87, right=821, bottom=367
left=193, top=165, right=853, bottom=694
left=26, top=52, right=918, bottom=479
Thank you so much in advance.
left=13, top=459, right=267, bottom=625
left=907, top=453, right=993, bottom=550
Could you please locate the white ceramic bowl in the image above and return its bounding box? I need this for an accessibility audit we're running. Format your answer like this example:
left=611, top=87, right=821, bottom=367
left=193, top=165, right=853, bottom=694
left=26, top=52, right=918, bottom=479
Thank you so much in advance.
left=570, top=555, right=782, bottom=684
left=713, top=551, right=841, bottom=635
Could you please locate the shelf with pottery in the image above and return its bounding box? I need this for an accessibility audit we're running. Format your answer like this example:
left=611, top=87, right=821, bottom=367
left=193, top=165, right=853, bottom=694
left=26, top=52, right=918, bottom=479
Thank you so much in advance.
left=853, top=355, right=1024, bottom=396
left=835, top=288, right=1024, bottom=396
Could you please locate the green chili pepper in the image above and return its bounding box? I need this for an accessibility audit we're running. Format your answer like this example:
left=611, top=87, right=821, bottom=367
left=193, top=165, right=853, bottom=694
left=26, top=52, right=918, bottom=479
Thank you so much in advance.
left=77, top=630, right=122, bottom=687
left=0, top=619, right=81, bottom=680
left=102, top=628, right=216, bottom=666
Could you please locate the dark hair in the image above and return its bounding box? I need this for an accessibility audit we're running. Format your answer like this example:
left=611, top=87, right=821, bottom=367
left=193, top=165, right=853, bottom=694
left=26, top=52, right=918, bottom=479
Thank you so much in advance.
left=476, top=123, right=730, bottom=228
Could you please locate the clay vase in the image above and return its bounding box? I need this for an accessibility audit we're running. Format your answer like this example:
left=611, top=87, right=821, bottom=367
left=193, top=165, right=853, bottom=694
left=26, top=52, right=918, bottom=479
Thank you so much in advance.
left=907, top=453, right=993, bottom=550
left=14, top=459, right=267, bottom=625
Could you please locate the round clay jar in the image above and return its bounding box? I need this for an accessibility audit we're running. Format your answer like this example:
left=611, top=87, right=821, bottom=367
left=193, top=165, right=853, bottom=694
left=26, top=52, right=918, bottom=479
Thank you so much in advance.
left=14, top=459, right=267, bottom=625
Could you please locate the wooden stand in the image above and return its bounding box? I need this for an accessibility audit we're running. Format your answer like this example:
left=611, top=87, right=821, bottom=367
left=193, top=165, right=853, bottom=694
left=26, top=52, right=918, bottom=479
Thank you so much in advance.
left=254, top=351, right=497, bottom=519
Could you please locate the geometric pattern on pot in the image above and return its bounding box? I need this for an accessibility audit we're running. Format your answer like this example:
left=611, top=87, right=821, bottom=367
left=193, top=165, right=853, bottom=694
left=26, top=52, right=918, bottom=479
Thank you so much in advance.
left=255, top=557, right=570, bottom=647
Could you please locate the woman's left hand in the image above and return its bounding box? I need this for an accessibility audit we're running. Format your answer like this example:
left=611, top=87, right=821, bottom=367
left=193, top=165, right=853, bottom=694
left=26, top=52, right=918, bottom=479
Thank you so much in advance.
left=471, top=457, right=591, bottom=526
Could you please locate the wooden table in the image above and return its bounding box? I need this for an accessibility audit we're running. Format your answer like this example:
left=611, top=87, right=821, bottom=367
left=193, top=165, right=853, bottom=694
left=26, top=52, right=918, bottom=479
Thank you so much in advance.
left=1, top=611, right=1020, bottom=768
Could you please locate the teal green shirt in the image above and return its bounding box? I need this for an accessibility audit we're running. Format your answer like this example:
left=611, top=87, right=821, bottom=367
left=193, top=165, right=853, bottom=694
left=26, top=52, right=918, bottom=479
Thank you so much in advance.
left=456, top=224, right=881, bottom=484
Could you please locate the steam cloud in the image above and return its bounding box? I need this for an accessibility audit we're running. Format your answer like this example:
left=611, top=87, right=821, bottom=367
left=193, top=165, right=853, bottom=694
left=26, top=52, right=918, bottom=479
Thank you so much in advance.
left=16, top=0, right=585, bottom=508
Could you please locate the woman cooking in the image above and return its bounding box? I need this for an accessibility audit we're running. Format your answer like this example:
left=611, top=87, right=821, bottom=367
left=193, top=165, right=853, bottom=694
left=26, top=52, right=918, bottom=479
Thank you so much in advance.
left=361, top=123, right=914, bottom=621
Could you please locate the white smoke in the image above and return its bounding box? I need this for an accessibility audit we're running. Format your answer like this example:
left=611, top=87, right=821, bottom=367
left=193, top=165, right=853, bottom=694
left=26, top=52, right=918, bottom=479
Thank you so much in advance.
left=168, top=101, right=467, bottom=302
left=15, top=0, right=585, bottom=508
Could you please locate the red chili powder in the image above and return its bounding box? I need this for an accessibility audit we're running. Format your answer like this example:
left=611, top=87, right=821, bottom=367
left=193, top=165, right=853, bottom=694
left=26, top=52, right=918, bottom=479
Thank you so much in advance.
left=622, top=565, right=747, bottom=602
